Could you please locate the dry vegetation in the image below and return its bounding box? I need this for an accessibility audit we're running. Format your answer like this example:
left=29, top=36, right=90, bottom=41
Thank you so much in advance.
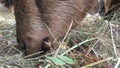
left=0, top=5, right=120, bottom=68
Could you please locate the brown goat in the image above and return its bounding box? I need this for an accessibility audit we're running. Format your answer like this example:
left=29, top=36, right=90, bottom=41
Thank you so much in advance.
left=0, top=0, right=96, bottom=55
left=14, top=0, right=97, bottom=55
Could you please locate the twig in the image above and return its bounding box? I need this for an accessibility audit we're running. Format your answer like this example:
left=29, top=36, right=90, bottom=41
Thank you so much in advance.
left=110, top=23, right=119, bottom=57
left=114, top=58, right=120, bottom=68
left=5, top=46, right=13, bottom=56
left=23, top=51, right=43, bottom=59
left=12, top=46, right=22, bottom=53
left=81, top=57, right=113, bottom=68
left=54, top=20, right=73, bottom=57
left=43, top=23, right=59, bottom=45
left=61, top=37, right=97, bottom=56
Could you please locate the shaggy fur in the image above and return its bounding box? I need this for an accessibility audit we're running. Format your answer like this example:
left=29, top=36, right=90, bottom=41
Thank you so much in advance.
left=13, top=0, right=97, bottom=55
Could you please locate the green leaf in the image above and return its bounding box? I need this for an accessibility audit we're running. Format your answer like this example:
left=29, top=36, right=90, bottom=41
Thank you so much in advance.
left=58, top=55, right=75, bottom=64
left=47, top=56, right=66, bottom=66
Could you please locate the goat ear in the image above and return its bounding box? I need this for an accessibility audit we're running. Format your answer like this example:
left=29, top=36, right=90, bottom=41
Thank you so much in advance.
left=104, top=0, right=112, bottom=13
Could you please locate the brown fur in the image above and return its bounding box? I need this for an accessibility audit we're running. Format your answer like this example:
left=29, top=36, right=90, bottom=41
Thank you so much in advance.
left=14, top=0, right=97, bottom=55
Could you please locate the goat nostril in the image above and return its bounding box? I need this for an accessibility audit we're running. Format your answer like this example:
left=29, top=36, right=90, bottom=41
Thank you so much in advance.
left=39, top=37, right=51, bottom=52
left=22, top=42, right=26, bottom=49
left=40, top=41, right=51, bottom=52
